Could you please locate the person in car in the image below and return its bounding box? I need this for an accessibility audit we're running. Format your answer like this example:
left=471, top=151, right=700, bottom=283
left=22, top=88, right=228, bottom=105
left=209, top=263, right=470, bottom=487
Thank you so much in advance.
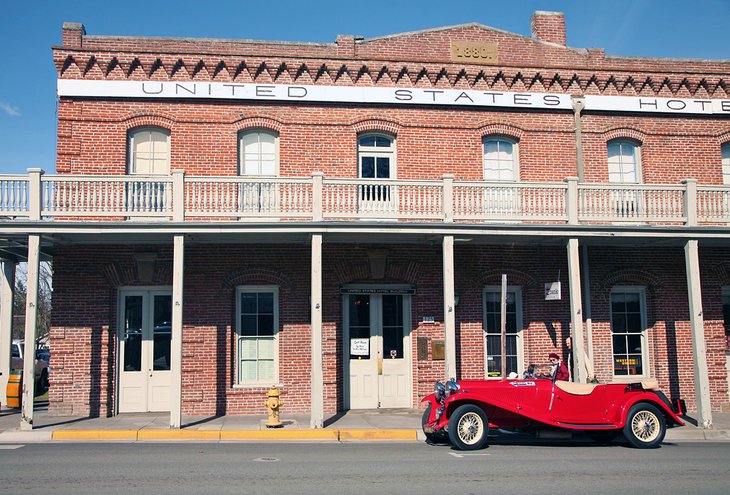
left=548, top=352, right=570, bottom=381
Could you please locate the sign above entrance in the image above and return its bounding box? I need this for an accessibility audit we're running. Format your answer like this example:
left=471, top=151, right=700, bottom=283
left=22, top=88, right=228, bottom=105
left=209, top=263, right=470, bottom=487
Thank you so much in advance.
left=57, top=79, right=730, bottom=115
left=341, top=287, right=416, bottom=295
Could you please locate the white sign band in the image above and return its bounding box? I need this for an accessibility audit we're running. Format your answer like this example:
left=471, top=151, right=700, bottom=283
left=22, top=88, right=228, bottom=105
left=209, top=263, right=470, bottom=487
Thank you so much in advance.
left=57, top=79, right=730, bottom=115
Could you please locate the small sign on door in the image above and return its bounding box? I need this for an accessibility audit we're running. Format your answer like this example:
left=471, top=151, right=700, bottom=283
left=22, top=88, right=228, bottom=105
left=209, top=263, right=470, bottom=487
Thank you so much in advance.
left=350, top=338, right=369, bottom=356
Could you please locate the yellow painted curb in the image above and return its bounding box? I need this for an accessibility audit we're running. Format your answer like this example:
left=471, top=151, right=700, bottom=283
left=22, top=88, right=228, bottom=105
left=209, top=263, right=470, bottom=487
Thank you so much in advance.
left=221, top=429, right=339, bottom=441
left=53, top=430, right=138, bottom=441
left=339, top=429, right=417, bottom=441
left=138, top=430, right=220, bottom=441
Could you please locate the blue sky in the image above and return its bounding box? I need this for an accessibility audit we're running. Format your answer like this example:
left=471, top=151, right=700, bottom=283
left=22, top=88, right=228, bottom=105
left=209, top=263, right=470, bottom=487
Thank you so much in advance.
left=1, top=0, right=728, bottom=174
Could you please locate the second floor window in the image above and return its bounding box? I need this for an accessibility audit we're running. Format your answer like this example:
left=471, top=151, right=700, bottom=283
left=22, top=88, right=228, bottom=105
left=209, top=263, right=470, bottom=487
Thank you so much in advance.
left=128, top=127, right=170, bottom=175
left=722, top=142, right=730, bottom=185
left=483, top=137, right=518, bottom=181
left=607, top=140, right=640, bottom=183
left=239, top=130, right=279, bottom=176
left=358, top=133, right=395, bottom=180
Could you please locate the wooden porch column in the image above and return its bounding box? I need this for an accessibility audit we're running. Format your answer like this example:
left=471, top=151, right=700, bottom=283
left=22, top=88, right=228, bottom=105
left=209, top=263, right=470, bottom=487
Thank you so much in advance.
left=684, top=239, right=712, bottom=428
left=310, top=234, right=324, bottom=428
left=170, top=235, right=185, bottom=429
left=21, top=235, right=40, bottom=430
left=0, top=260, right=15, bottom=406
left=566, top=238, right=587, bottom=384
left=443, top=235, right=457, bottom=380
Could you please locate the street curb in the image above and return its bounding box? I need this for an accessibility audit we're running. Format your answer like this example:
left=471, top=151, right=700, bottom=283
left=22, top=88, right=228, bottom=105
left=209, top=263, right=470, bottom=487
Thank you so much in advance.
left=48, top=428, right=415, bottom=442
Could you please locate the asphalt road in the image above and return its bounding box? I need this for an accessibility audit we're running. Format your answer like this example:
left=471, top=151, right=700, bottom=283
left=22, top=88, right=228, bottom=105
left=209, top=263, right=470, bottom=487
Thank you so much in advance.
left=1, top=441, right=728, bottom=494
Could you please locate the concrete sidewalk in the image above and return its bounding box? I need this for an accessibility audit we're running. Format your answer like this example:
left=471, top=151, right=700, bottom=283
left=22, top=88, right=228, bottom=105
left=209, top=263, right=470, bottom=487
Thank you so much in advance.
left=0, top=402, right=729, bottom=443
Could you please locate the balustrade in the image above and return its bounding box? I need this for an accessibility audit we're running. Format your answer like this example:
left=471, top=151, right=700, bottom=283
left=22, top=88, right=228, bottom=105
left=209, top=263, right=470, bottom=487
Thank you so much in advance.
left=0, top=170, right=725, bottom=227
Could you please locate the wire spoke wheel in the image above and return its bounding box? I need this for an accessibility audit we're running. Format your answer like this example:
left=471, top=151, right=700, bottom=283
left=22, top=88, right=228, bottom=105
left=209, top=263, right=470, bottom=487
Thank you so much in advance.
left=623, top=403, right=666, bottom=448
left=448, top=404, right=489, bottom=450
left=457, top=412, right=484, bottom=445
left=631, top=410, right=660, bottom=442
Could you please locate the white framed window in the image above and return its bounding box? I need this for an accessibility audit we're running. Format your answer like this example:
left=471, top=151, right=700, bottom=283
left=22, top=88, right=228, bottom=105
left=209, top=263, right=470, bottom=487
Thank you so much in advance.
left=608, top=139, right=642, bottom=219
left=483, top=136, right=518, bottom=182
left=128, top=127, right=170, bottom=175
left=239, top=130, right=279, bottom=176
left=238, top=130, right=280, bottom=213
left=483, top=286, right=523, bottom=379
left=722, top=142, right=730, bottom=185
left=236, top=286, right=279, bottom=385
left=358, top=133, right=395, bottom=180
left=610, top=287, right=648, bottom=378
left=358, top=133, right=396, bottom=211
left=607, top=139, right=641, bottom=184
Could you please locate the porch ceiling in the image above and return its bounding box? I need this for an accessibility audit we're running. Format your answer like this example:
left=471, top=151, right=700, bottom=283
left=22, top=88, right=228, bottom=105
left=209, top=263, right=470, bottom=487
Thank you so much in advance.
left=1, top=220, right=730, bottom=261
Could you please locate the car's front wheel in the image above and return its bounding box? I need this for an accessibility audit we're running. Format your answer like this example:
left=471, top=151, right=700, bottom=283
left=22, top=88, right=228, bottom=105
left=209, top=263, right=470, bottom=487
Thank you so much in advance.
left=447, top=404, right=489, bottom=450
left=623, top=403, right=666, bottom=448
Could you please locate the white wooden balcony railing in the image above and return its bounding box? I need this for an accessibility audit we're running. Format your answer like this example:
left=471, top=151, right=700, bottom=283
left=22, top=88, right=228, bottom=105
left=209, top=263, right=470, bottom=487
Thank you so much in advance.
left=0, top=170, right=727, bottom=227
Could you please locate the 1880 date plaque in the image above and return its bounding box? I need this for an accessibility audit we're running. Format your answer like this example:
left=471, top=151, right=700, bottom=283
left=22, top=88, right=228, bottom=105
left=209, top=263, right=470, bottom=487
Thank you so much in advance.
left=451, top=41, right=498, bottom=64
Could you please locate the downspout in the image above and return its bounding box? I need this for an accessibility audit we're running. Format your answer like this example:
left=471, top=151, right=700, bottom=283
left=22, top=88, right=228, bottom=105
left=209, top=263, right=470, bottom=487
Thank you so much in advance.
left=572, top=96, right=594, bottom=376
left=572, top=96, right=586, bottom=182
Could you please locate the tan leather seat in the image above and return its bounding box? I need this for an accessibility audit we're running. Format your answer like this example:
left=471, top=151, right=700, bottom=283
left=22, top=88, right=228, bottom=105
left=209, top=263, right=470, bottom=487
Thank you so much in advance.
left=641, top=378, right=659, bottom=390
left=555, top=381, right=598, bottom=396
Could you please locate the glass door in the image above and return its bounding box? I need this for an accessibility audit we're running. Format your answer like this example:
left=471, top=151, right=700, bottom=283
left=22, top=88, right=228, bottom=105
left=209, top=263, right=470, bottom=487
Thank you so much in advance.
left=118, top=290, right=172, bottom=413
left=345, top=292, right=411, bottom=409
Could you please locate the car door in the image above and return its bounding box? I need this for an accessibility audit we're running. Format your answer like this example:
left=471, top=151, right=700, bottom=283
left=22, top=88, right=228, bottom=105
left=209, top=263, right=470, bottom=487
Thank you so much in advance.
left=550, top=383, right=610, bottom=424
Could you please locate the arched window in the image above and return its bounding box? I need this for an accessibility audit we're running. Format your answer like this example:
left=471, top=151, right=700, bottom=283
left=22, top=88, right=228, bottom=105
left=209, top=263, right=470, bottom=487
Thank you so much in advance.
left=358, top=133, right=395, bottom=180
left=239, top=129, right=279, bottom=176
left=722, top=142, right=730, bottom=185
left=357, top=133, right=396, bottom=212
left=607, top=139, right=641, bottom=184
left=128, top=127, right=170, bottom=175
left=483, top=136, right=518, bottom=181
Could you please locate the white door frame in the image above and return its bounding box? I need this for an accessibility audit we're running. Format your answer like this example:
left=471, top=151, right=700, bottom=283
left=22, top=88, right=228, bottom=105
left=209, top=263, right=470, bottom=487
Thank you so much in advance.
left=483, top=285, right=524, bottom=379
left=117, top=286, right=173, bottom=413
left=342, top=284, right=413, bottom=409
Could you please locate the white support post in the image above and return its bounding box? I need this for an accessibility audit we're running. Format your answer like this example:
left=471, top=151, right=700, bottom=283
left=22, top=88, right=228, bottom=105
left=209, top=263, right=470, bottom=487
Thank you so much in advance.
left=312, top=173, right=324, bottom=221
left=21, top=235, right=40, bottom=430
left=0, top=260, right=16, bottom=405
left=170, top=235, right=185, bottom=429
left=172, top=171, right=185, bottom=222
left=310, top=234, right=324, bottom=428
left=28, top=168, right=44, bottom=221
left=443, top=235, right=457, bottom=380
left=442, top=174, right=454, bottom=222
left=564, top=177, right=579, bottom=225
left=683, top=179, right=698, bottom=227
left=566, top=238, right=587, bottom=384
left=684, top=239, right=712, bottom=428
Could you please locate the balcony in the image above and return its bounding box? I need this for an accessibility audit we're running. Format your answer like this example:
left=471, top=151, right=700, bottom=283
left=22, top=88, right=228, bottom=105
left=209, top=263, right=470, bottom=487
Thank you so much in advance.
left=0, top=170, right=727, bottom=227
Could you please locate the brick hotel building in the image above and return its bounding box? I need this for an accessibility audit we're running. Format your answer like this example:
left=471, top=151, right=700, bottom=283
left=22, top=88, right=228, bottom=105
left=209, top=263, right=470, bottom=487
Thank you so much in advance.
left=1, top=11, right=729, bottom=429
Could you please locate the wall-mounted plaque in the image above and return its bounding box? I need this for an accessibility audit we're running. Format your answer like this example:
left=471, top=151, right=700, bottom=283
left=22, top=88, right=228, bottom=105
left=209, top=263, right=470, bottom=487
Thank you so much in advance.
left=432, top=339, right=445, bottom=361
left=417, top=336, right=429, bottom=360
left=451, top=41, right=498, bottom=64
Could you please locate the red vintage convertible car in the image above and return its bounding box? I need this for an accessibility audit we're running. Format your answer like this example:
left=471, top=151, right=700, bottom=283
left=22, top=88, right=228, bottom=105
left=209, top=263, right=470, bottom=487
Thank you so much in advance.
left=421, top=377, right=685, bottom=449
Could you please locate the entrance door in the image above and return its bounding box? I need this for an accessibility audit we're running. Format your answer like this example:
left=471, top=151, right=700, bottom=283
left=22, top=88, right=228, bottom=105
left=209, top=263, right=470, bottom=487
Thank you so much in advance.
left=118, top=290, right=172, bottom=413
left=345, top=292, right=411, bottom=409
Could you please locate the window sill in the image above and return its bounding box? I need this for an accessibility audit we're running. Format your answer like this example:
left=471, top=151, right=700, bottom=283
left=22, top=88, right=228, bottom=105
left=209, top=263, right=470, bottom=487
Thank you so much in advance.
left=233, top=383, right=284, bottom=390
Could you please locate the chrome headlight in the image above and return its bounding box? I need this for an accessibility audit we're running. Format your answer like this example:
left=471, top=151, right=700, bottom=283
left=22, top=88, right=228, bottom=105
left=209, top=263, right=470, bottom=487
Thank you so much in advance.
left=434, top=381, right=446, bottom=404
left=446, top=378, right=461, bottom=397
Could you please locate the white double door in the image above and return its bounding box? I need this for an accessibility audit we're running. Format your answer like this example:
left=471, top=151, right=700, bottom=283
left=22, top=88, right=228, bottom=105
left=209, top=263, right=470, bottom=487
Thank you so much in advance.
left=345, top=292, right=411, bottom=409
left=118, top=289, right=172, bottom=413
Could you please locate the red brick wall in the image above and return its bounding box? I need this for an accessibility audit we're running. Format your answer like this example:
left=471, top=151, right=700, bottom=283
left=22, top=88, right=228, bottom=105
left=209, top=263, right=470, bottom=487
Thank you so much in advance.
left=49, top=243, right=728, bottom=415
